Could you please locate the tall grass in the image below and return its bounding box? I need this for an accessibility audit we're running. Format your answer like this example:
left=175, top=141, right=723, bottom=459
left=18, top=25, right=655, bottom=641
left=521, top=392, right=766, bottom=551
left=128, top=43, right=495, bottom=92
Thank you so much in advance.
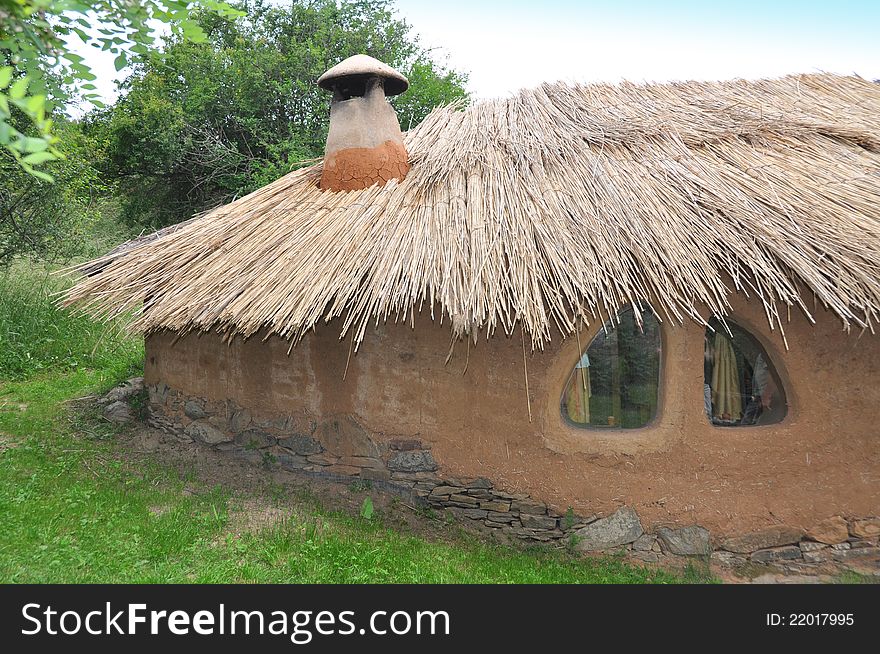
left=0, top=263, right=143, bottom=381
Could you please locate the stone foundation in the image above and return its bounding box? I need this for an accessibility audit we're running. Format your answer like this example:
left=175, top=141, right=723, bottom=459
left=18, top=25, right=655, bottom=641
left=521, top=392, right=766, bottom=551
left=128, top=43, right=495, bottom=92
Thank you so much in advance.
left=140, top=381, right=880, bottom=570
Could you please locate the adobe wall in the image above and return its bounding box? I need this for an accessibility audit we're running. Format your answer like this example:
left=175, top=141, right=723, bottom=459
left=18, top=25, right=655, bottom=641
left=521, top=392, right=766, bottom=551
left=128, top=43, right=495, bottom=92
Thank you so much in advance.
left=143, top=292, right=880, bottom=546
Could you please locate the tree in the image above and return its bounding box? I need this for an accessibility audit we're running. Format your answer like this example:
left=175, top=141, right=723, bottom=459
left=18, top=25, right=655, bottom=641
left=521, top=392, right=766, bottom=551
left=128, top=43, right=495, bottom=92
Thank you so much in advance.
left=0, top=0, right=243, bottom=179
left=102, top=0, right=470, bottom=229
left=0, top=116, right=111, bottom=265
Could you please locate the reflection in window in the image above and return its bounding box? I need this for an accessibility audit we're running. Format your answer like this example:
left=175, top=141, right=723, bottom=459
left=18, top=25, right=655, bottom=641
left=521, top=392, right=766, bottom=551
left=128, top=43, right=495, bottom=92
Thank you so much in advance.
left=704, top=319, right=786, bottom=426
left=561, top=307, right=661, bottom=429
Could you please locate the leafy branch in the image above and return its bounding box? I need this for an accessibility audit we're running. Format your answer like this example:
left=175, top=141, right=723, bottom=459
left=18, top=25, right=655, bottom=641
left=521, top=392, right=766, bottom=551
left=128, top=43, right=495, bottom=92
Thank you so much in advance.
left=0, top=0, right=244, bottom=179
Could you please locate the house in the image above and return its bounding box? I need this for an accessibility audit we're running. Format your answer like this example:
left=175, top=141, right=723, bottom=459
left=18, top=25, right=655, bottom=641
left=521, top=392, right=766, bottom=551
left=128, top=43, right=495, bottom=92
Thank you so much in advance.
left=67, top=57, right=880, bottom=558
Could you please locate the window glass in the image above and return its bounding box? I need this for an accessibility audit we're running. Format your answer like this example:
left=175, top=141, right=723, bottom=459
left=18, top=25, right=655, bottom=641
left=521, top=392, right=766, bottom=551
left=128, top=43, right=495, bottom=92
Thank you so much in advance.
left=561, top=307, right=661, bottom=429
left=704, top=319, right=786, bottom=426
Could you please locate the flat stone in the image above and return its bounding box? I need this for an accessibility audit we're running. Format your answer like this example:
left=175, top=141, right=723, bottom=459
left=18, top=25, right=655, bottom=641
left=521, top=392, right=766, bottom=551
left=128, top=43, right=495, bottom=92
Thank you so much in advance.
left=464, top=489, right=493, bottom=499
left=148, top=383, right=169, bottom=405
left=387, top=450, right=437, bottom=472
left=480, top=500, right=510, bottom=512
left=521, top=514, right=558, bottom=530
left=389, top=438, right=422, bottom=451
left=183, top=400, right=206, bottom=420
left=338, top=456, right=384, bottom=469
left=511, top=533, right=557, bottom=543
left=391, top=471, right=439, bottom=482
left=751, top=546, right=803, bottom=564
left=229, top=409, right=252, bottom=433
left=103, top=400, right=133, bottom=423
left=361, top=468, right=390, bottom=482
left=522, top=530, right=558, bottom=542
left=711, top=551, right=746, bottom=568
left=850, top=518, right=880, bottom=539
left=451, top=508, right=488, bottom=520
left=305, top=453, right=338, bottom=466
left=850, top=538, right=879, bottom=549
left=721, top=526, right=804, bottom=554
left=633, top=534, right=656, bottom=552
left=491, top=491, right=529, bottom=501
left=102, top=378, right=144, bottom=404
left=319, top=415, right=380, bottom=459
left=260, top=416, right=292, bottom=431
left=805, top=516, right=849, bottom=544
left=279, top=434, right=323, bottom=456
left=326, top=464, right=361, bottom=476
left=466, top=477, right=493, bottom=489
left=569, top=515, right=600, bottom=530
left=447, top=494, right=478, bottom=506
left=429, top=485, right=460, bottom=497
left=799, top=541, right=828, bottom=553
left=185, top=421, right=231, bottom=445
left=486, top=512, right=517, bottom=523
left=484, top=521, right=508, bottom=529
left=574, top=506, right=643, bottom=552
left=233, top=429, right=275, bottom=449
left=802, top=549, right=833, bottom=563
left=831, top=542, right=851, bottom=551
left=511, top=500, right=547, bottom=515
left=208, top=416, right=227, bottom=429
left=832, top=547, right=880, bottom=561
left=657, top=526, right=711, bottom=556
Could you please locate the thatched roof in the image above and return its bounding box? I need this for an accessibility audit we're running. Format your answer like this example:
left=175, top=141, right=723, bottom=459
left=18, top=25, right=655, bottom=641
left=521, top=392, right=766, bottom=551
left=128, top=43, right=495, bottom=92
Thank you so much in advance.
left=65, top=73, right=880, bottom=348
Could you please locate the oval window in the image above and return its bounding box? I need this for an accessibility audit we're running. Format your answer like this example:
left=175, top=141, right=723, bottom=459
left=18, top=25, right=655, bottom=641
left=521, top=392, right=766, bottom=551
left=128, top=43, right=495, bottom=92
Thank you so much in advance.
left=561, top=307, right=661, bottom=429
left=704, top=318, right=786, bottom=426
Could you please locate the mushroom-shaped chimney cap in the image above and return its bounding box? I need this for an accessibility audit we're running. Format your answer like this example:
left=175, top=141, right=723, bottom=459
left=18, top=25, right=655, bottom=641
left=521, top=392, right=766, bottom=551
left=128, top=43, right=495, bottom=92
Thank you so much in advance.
left=318, top=54, right=409, bottom=96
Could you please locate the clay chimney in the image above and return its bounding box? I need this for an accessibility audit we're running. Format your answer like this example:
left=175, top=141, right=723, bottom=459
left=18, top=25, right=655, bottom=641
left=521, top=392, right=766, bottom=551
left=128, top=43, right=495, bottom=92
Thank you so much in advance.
left=317, top=55, right=410, bottom=191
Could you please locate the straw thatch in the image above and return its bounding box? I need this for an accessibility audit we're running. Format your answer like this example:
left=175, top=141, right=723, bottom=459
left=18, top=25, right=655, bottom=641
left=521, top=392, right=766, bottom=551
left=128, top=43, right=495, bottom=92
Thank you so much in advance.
left=64, top=73, right=880, bottom=349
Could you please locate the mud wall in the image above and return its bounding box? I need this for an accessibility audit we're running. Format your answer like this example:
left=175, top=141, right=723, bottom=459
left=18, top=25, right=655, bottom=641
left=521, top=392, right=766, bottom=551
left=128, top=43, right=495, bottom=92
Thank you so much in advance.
left=144, top=292, right=880, bottom=538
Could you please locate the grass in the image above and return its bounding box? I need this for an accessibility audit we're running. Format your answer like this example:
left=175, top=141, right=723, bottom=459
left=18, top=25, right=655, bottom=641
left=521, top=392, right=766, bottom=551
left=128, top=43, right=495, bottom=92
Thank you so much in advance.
left=0, top=263, right=142, bottom=381
left=0, top=264, right=707, bottom=583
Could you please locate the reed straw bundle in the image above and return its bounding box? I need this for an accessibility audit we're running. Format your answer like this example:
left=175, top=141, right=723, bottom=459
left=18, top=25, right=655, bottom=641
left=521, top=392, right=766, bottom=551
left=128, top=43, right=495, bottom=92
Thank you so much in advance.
left=63, top=73, right=880, bottom=350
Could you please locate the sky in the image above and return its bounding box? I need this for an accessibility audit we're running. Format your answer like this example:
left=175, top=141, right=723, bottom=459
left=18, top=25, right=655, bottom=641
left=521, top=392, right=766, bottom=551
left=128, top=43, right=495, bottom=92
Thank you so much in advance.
left=72, top=0, right=880, bottom=107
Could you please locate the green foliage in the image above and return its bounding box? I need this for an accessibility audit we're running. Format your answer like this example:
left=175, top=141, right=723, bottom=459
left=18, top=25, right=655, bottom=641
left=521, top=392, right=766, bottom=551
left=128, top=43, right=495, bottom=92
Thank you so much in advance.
left=360, top=495, right=374, bottom=520
left=0, top=1, right=243, bottom=176
left=102, top=0, right=470, bottom=229
left=0, top=117, right=127, bottom=266
left=0, top=265, right=143, bottom=380
left=563, top=506, right=576, bottom=530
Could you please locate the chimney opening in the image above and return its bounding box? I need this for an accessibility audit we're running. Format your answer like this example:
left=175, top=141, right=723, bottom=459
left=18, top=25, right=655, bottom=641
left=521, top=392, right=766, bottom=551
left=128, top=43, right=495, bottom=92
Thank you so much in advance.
left=332, top=75, right=374, bottom=101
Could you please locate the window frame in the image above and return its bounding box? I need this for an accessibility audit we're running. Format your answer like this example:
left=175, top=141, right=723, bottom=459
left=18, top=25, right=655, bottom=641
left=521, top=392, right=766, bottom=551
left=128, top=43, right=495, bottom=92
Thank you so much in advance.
left=704, top=317, right=789, bottom=428
left=559, top=306, right=665, bottom=432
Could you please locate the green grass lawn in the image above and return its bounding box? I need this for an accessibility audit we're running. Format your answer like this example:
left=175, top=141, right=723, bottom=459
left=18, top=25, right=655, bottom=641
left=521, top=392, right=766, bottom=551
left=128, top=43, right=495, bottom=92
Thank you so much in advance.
left=0, top=266, right=708, bottom=583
